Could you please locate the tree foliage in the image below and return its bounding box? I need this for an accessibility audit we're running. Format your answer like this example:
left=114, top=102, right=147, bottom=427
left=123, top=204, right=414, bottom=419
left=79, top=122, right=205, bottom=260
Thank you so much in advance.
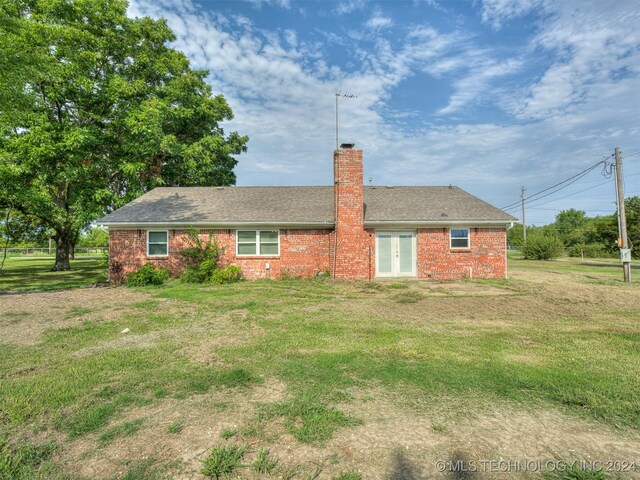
left=508, top=197, right=639, bottom=260
left=0, top=0, right=248, bottom=270
left=521, top=233, right=564, bottom=260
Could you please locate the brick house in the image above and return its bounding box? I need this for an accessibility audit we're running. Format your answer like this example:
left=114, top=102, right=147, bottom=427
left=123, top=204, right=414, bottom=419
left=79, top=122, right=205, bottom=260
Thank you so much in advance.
left=98, top=146, right=516, bottom=280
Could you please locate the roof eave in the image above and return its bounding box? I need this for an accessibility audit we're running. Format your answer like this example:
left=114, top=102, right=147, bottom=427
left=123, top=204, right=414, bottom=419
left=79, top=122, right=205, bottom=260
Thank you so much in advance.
left=96, top=220, right=335, bottom=229
left=364, top=219, right=515, bottom=228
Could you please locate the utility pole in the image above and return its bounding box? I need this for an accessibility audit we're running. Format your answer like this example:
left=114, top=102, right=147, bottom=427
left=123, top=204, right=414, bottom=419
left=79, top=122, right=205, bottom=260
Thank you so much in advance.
left=521, top=186, right=526, bottom=243
left=614, top=147, right=631, bottom=282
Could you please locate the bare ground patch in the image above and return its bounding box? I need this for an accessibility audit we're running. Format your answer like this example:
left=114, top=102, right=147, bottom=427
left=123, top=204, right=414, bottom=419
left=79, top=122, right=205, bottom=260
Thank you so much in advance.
left=55, top=385, right=640, bottom=479
left=0, top=288, right=153, bottom=345
left=58, top=379, right=288, bottom=479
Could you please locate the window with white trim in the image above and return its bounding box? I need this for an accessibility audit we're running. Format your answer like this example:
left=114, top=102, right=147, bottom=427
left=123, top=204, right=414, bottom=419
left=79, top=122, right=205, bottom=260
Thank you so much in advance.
left=147, top=230, right=168, bottom=256
left=450, top=228, right=470, bottom=249
left=236, top=230, right=279, bottom=256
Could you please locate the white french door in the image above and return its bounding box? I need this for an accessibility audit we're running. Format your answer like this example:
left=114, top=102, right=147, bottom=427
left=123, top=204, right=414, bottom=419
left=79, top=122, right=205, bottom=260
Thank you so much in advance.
left=375, top=231, right=417, bottom=278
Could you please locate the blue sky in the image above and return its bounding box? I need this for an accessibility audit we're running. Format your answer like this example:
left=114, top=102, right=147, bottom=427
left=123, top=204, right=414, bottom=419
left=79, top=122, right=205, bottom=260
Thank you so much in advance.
left=128, top=0, right=640, bottom=225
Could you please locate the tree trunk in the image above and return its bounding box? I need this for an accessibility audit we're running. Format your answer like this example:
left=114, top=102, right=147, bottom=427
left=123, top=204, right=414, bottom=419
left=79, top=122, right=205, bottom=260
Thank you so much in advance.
left=69, top=237, right=76, bottom=260
left=52, top=229, right=72, bottom=271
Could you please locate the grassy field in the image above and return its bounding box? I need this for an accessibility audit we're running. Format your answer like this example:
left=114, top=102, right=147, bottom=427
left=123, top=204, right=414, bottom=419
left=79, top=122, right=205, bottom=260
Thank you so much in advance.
left=0, top=257, right=639, bottom=479
left=0, top=257, right=105, bottom=292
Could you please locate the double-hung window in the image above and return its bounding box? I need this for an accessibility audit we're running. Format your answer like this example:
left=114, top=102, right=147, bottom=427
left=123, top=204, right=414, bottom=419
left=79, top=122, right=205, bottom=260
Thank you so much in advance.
left=147, top=231, right=168, bottom=256
left=237, top=230, right=279, bottom=256
left=450, top=228, right=470, bottom=249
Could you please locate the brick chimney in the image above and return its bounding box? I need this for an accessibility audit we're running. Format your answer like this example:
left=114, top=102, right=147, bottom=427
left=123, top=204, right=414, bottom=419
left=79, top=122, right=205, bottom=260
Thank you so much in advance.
left=333, top=145, right=370, bottom=280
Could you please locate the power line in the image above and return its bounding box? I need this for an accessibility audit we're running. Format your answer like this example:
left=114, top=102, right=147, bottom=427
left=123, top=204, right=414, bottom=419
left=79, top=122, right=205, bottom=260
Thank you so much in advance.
left=502, top=179, right=615, bottom=214
left=500, top=157, right=612, bottom=210
left=621, top=150, right=640, bottom=159
left=525, top=179, right=614, bottom=209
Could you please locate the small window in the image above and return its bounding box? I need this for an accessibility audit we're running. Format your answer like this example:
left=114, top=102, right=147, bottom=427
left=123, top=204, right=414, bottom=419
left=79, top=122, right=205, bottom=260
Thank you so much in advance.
left=147, top=230, right=168, bottom=256
left=450, top=228, right=470, bottom=249
left=237, top=230, right=279, bottom=256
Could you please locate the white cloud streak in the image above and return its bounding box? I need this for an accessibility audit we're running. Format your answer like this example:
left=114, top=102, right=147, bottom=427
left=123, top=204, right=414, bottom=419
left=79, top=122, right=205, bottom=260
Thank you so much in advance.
left=128, top=0, right=640, bottom=224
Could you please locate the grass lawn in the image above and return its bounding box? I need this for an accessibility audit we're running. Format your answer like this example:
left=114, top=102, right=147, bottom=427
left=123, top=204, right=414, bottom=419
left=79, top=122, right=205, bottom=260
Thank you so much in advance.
left=0, top=257, right=639, bottom=479
left=0, top=257, right=105, bottom=292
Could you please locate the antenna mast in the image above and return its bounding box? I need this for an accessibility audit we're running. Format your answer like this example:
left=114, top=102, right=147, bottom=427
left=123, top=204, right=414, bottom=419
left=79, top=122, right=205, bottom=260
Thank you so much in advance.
left=335, top=91, right=357, bottom=149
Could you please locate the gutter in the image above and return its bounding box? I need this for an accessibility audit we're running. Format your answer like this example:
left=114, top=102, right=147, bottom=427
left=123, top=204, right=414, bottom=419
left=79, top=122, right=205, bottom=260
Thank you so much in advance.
left=97, top=221, right=336, bottom=229
left=98, top=219, right=515, bottom=229
left=363, top=220, right=515, bottom=228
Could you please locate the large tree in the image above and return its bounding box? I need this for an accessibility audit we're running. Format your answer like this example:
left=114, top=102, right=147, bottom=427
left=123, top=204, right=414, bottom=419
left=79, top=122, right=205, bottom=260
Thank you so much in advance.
left=0, top=0, right=247, bottom=270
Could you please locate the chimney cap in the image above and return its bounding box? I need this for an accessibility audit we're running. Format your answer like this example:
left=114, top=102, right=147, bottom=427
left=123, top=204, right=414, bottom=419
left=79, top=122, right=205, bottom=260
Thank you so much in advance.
left=340, top=142, right=356, bottom=149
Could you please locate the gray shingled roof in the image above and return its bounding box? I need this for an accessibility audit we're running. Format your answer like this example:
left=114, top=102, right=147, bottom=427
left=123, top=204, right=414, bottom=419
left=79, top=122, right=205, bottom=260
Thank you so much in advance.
left=97, top=185, right=516, bottom=226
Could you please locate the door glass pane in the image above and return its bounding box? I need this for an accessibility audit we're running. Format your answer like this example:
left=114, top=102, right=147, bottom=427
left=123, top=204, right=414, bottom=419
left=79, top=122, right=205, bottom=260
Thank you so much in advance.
left=378, top=234, right=392, bottom=274
left=398, top=234, right=414, bottom=273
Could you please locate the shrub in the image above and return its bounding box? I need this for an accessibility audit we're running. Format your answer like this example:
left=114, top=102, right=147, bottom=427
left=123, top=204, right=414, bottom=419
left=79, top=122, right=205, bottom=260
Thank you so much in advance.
left=521, top=235, right=564, bottom=260
left=180, top=228, right=225, bottom=283
left=569, top=243, right=610, bottom=258
left=125, top=263, right=169, bottom=287
left=211, top=266, right=241, bottom=285
left=109, top=260, right=124, bottom=286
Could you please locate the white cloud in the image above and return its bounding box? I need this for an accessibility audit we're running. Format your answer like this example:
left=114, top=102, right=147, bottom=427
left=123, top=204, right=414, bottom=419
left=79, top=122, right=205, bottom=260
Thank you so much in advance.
left=244, top=0, right=291, bottom=9
left=365, top=10, right=393, bottom=30
left=515, top=1, right=640, bottom=120
left=334, top=0, right=367, bottom=15
left=480, top=0, right=549, bottom=30
left=128, top=0, right=640, bottom=224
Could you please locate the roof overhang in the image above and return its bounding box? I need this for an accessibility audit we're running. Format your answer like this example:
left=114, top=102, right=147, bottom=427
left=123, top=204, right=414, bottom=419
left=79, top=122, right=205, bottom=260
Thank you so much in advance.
left=364, top=220, right=515, bottom=228
left=97, top=221, right=335, bottom=229
left=99, top=219, right=514, bottom=229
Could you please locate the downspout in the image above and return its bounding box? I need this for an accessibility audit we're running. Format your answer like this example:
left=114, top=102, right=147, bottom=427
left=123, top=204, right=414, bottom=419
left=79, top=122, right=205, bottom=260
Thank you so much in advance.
left=506, top=222, right=514, bottom=279
left=332, top=153, right=339, bottom=279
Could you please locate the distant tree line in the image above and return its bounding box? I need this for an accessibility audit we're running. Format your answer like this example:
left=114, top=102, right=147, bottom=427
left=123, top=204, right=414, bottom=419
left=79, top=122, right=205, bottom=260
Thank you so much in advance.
left=508, top=196, right=640, bottom=260
left=0, top=214, right=108, bottom=250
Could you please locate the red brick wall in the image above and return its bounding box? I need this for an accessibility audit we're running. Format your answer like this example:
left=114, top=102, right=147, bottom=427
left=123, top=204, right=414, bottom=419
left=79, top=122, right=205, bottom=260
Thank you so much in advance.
left=333, top=149, right=371, bottom=280
left=109, top=148, right=506, bottom=283
left=109, top=226, right=506, bottom=281
left=416, top=227, right=506, bottom=279
left=109, top=228, right=333, bottom=280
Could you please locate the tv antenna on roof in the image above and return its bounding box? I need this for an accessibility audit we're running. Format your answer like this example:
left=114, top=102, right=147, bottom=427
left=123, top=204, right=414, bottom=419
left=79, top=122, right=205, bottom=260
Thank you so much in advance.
left=335, top=91, right=358, bottom=149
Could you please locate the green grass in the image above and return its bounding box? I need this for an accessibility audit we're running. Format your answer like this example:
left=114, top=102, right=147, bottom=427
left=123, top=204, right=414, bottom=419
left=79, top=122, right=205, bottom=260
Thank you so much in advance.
left=0, top=257, right=105, bottom=292
left=200, top=444, right=248, bottom=479
left=99, top=418, right=145, bottom=445
left=252, top=448, right=279, bottom=474
left=220, top=428, right=237, bottom=440
left=332, top=471, right=362, bottom=480
left=0, top=432, right=63, bottom=480
left=167, top=420, right=184, bottom=434
left=260, top=392, right=361, bottom=443
left=0, top=258, right=639, bottom=476
left=508, top=256, right=640, bottom=283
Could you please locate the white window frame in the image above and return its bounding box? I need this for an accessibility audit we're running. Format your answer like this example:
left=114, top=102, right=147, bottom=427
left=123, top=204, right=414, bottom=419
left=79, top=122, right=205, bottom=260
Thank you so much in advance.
left=147, top=230, right=169, bottom=257
left=450, top=228, right=470, bottom=249
left=236, top=230, right=280, bottom=257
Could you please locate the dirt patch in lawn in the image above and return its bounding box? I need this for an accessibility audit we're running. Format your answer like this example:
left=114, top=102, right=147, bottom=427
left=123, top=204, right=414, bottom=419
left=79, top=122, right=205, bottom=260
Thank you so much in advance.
left=58, top=379, right=289, bottom=479
left=0, top=288, right=153, bottom=346
left=56, top=385, right=640, bottom=479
